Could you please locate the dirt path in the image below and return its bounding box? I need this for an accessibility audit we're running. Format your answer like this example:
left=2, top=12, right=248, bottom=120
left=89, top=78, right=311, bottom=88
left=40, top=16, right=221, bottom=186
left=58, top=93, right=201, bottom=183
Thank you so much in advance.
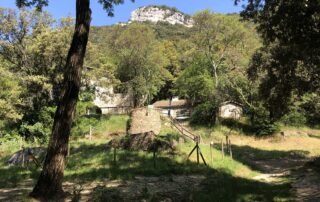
left=251, top=156, right=320, bottom=201
left=0, top=175, right=205, bottom=202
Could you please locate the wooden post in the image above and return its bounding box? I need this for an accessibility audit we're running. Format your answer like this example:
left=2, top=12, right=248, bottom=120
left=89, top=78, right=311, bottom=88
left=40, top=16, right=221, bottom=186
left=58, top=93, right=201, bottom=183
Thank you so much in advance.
left=153, top=149, right=156, bottom=168
left=199, top=147, right=207, bottom=166
left=113, top=147, right=117, bottom=164
left=196, top=142, right=199, bottom=164
left=229, top=139, right=233, bottom=159
left=20, top=137, right=23, bottom=150
left=22, top=147, right=25, bottom=167
left=89, top=125, right=92, bottom=141
left=226, top=135, right=229, bottom=152
left=210, top=142, right=213, bottom=166
left=221, top=140, right=224, bottom=159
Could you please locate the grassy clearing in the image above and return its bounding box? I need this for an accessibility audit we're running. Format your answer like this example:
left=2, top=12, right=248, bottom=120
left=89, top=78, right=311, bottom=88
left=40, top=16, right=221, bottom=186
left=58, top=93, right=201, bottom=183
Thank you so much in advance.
left=71, top=115, right=129, bottom=139
left=3, top=115, right=319, bottom=201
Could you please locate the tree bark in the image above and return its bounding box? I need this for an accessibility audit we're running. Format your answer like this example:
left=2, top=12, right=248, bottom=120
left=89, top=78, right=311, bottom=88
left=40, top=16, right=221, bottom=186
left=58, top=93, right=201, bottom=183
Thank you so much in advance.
left=30, top=0, right=91, bottom=199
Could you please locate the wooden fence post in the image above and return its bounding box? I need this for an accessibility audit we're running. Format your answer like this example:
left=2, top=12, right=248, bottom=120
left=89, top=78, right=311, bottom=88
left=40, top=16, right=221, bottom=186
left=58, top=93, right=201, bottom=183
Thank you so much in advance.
left=113, top=147, right=117, bottom=164
left=22, top=147, right=25, bottom=167
left=210, top=141, right=213, bottom=166
left=221, top=140, right=224, bottom=159
left=89, top=125, right=92, bottom=141
left=226, top=136, right=229, bottom=152
left=196, top=142, right=199, bottom=164
left=229, top=139, right=233, bottom=159
left=67, top=140, right=71, bottom=157
left=153, top=149, right=156, bottom=168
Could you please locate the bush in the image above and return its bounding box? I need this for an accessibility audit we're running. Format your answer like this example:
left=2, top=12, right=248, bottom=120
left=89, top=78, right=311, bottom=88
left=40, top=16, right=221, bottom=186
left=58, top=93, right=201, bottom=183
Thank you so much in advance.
left=190, top=102, right=217, bottom=126
left=280, top=110, right=307, bottom=127
left=254, top=122, right=280, bottom=136
left=19, top=106, right=55, bottom=144
left=71, top=116, right=100, bottom=137
left=19, top=122, right=50, bottom=144
left=300, top=93, right=320, bottom=127
left=251, top=106, right=280, bottom=136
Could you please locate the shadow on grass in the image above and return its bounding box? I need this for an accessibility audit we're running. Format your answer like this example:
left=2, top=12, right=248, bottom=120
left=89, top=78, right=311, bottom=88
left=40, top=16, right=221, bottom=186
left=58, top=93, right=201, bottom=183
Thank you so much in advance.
left=214, top=143, right=309, bottom=174
left=220, top=118, right=257, bottom=135
left=65, top=143, right=292, bottom=201
left=0, top=142, right=294, bottom=201
left=308, top=134, right=320, bottom=140
left=0, top=161, right=39, bottom=189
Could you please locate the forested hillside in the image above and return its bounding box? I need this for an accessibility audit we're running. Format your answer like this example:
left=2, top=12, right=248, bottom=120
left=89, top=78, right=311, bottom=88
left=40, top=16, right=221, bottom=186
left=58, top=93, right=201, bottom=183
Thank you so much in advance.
left=1, top=2, right=320, bottom=201
left=0, top=6, right=319, bottom=145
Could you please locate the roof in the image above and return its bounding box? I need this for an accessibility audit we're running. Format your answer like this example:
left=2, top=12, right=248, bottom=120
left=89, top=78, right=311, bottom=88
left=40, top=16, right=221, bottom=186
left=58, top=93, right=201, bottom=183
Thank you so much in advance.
left=220, top=101, right=243, bottom=107
left=153, top=99, right=187, bottom=108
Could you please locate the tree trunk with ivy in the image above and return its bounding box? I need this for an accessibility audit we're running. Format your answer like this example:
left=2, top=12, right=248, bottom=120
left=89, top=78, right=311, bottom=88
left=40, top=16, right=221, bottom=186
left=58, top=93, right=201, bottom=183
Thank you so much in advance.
left=29, top=0, right=91, bottom=199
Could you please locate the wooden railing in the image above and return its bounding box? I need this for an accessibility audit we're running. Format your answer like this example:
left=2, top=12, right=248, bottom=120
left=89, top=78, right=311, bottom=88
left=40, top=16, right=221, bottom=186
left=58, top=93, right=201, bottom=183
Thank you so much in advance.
left=168, top=116, right=201, bottom=143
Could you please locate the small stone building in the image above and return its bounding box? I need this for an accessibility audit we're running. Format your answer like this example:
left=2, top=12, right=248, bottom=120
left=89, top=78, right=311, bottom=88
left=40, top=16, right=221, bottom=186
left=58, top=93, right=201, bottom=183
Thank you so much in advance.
left=87, top=85, right=134, bottom=115
left=219, top=101, right=243, bottom=119
left=129, top=107, right=161, bottom=135
left=153, top=97, right=190, bottom=120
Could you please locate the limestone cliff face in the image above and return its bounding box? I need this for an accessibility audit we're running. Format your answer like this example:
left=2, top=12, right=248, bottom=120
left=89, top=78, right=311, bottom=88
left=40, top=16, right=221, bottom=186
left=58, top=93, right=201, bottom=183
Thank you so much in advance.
left=130, top=6, right=194, bottom=27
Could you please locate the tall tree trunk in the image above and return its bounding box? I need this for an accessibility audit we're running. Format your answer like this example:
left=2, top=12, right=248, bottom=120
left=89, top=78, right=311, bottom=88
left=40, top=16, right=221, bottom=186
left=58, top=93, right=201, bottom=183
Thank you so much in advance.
left=30, top=0, right=91, bottom=199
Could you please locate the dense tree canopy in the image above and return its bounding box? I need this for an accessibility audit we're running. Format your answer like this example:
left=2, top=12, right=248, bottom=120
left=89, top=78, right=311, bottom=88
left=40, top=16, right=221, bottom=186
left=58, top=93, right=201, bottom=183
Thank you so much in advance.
left=0, top=0, right=319, bottom=199
left=236, top=0, right=320, bottom=120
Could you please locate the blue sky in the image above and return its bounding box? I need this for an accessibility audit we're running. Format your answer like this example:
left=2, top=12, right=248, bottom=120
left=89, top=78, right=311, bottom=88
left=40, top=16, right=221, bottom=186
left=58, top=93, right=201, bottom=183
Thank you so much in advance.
left=0, top=0, right=243, bottom=26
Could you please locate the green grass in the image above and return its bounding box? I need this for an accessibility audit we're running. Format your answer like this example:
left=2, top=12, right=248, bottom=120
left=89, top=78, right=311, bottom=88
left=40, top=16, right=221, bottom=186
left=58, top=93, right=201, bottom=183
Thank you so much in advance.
left=0, top=139, right=293, bottom=201
left=0, top=115, right=297, bottom=201
left=71, top=115, right=129, bottom=139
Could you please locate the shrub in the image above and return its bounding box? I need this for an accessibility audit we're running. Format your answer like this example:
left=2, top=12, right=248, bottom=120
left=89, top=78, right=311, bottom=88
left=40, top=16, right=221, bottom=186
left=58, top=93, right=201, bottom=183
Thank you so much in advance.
left=190, top=102, right=217, bottom=126
left=251, top=106, right=280, bottom=136
left=280, top=110, right=307, bottom=127
left=300, top=93, right=320, bottom=127
left=254, top=122, right=280, bottom=136
left=19, top=106, right=55, bottom=144
left=71, top=116, right=99, bottom=137
left=19, top=122, right=50, bottom=144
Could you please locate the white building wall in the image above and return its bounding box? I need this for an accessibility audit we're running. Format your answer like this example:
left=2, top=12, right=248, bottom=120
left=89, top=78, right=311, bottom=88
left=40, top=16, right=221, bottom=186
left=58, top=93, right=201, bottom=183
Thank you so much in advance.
left=219, top=104, right=243, bottom=119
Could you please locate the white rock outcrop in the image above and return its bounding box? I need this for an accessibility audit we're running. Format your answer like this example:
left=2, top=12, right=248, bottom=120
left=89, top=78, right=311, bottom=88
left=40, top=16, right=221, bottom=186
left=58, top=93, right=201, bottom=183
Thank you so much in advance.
left=130, top=6, right=194, bottom=27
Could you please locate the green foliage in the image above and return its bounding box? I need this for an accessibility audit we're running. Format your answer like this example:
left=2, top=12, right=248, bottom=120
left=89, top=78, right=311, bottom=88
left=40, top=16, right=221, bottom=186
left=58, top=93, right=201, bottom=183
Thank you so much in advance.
left=71, top=116, right=100, bottom=138
left=281, top=110, right=307, bottom=127
left=175, top=58, right=215, bottom=106
left=300, top=93, right=320, bottom=127
left=18, top=106, right=55, bottom=143
left=0, top=8, right=75, bottom=141
left=243, top=0, right=320, bottom=120
left=19, top=122, right=50, bottom=144
left=0, top=65, right=23, bottom=128
left=254, top=122, right=280, bottom=137
left=71, top=115, right=129, bottom=138
left=190, top=102, right=218, bottom=126
left=112, top=23, right=170, bottom=106
left=251, top=106, right=280, bottom=136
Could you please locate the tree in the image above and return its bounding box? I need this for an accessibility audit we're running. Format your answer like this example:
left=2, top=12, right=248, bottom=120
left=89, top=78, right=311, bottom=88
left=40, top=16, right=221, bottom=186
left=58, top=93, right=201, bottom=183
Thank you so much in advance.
left=177, top=11, right=260, bottom=108
left=192, top=11, right=250, bottom=88
left=112, top=23, right=169, bottom=107
left=235, top=0, right=320, bottom=120
left=0, top=8, right=74, bottom=141
left=13, top=0, right=133, bottom=199
left=0, top=62, right=23, bottom=130
left=175, top=55, right=215, bottom=106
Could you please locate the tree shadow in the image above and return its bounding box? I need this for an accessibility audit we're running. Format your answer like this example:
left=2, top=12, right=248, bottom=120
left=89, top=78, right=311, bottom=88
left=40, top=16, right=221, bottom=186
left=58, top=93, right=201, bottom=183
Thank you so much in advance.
left=214, top=143, right=309, bottom=174
left=0, top=142, right=295, bottom=201
left=220, top=118, right=257, bottom=136
left=64, top=143, right=293, bottom=201
left=308, top=134, right=320, bottom=140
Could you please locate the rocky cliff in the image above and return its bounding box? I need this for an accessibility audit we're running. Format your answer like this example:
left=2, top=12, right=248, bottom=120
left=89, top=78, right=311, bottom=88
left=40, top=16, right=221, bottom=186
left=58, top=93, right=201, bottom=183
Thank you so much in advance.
left=129, top=5, right=194, bottom=27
